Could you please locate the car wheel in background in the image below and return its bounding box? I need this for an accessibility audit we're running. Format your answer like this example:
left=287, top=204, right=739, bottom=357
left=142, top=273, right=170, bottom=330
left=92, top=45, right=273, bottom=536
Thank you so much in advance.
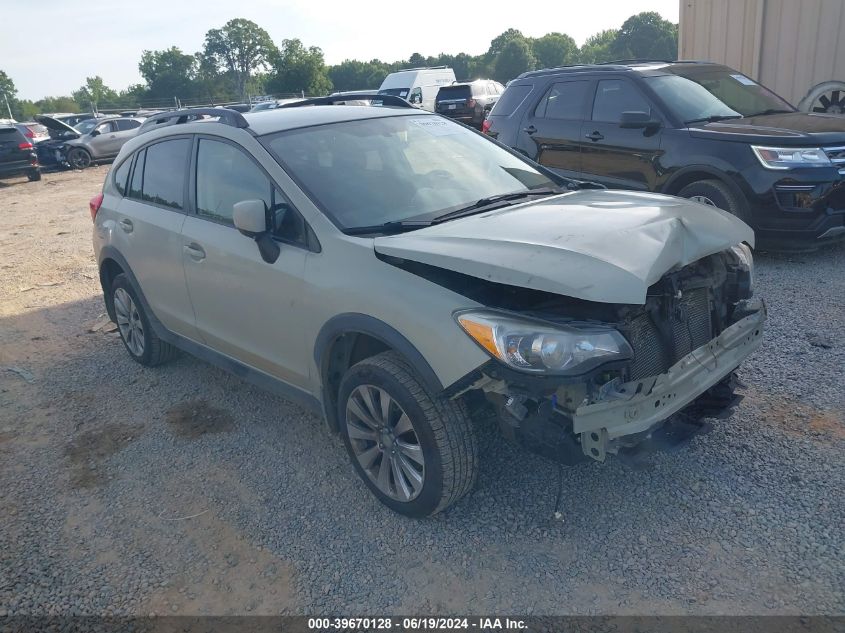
left=27, top=169, right=41, bottom=182
left=679, top=179, right=749, bottom=222
left=337, top=351, right=478, bottom=517
left=110, top=274, right=178, bottom=367
left=67, top=148, right=92, bottom=170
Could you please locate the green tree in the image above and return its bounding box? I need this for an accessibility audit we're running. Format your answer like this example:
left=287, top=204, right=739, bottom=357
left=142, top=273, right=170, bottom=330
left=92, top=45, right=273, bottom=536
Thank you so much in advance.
left=488, top=29, right=527, bottom=57
left=533, top=33, right=578, bottom=70
left=35, top=96, right=79, bottom=114
left=72, top=76, right=119, bottom=111
left=611, top=12, right=678, bottom=61
left=0, top=70, right=18, bottom=119
left=139, top=47, right=198, bottom=101
left=493, top=39, right=536, bottom=83
left=203, top=19, right=276, bottom=99
left=268, top=39, right=332, bottom=96
left=578, top=29, right=619, bottom=64
left=328, top=59, right=391, bottom=91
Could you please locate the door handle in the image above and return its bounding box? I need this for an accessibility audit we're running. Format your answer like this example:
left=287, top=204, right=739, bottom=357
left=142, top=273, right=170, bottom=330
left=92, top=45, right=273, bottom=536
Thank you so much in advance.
left=183, top=243, right=206, bottom=261
left=523, top=125, right=537, bottom=134
left=118, top=218, right=133, bottom=233
left=585, top=131, right=605, bottom=141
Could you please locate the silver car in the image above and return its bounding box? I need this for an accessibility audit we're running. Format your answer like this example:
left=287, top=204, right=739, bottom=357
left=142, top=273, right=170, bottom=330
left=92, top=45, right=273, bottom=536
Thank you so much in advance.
left=36, top=115, right=143, bottom=169
left=90, top=102, right=766, bottom=517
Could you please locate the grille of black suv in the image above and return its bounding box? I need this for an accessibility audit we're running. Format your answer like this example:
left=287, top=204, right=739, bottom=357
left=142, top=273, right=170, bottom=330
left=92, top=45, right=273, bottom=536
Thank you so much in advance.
left=626, top=288, right=713, bottom=381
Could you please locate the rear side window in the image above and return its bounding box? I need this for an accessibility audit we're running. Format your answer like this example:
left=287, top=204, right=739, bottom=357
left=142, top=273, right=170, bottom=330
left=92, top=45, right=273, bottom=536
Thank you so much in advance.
left=535, top=80, right=590, bottom=120
left=592, top=79, right=652, bottom=122
left=112, top=158, right=131, bottom=196
left=132, top=139, right=190, bottom=209
left=489, top=85, right=531, bottom=116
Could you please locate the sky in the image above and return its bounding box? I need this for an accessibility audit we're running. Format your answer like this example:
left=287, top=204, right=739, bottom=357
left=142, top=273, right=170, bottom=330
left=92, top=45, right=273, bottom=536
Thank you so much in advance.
left=2, top=0, right=679, bottom=101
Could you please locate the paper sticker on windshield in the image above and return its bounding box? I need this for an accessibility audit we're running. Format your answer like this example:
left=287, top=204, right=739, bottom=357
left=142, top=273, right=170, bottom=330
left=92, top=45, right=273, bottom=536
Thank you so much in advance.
left=731, top=73, right=757, bottom=86
left=410, top=118, right=459, bottom=136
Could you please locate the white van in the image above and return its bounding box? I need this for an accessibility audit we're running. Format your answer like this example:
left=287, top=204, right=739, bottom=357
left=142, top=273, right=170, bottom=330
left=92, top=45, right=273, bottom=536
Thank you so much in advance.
left=378, top=67, right=457, bottom=111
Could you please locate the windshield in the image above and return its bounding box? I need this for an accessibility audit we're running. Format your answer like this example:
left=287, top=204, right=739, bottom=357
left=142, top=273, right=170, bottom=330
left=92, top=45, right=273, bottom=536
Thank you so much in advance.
left=378, top=88, right=410, bottom=98
left=261, top=115, right=556, bottom=230
left=74, top=119, right=100, bottom=134
left=646, top=68, right=795, bottom=123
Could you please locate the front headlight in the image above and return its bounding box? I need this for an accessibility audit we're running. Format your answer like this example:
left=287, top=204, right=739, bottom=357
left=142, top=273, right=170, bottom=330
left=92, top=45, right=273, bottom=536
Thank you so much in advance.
left=751, top=146, right=831, bottom=170
left=730, top=242, right=755, bottom=296
left=456, top=311, right=632, bottom=375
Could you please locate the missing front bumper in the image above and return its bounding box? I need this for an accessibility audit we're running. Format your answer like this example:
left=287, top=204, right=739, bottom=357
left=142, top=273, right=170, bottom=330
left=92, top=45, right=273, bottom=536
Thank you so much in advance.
left=572, top=302, right=766, bottom=461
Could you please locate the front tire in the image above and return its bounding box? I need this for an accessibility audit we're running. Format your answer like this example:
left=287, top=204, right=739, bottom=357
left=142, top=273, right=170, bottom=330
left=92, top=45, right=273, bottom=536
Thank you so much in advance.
left=338, top=351, right=478, bottom=517
left=110, top=274, right=178, bottom=366
left=67, top=148, right=92, bottom=170
left=678, top=179, right=749, bottom=221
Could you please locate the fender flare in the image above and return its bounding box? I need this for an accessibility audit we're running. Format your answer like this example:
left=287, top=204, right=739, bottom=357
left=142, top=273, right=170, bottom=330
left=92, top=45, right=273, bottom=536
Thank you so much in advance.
left=313, top=313, right=444, bottom=395
left=98, top=246, right=164, bottom=333
left=661, top=164, right=749, bottom=203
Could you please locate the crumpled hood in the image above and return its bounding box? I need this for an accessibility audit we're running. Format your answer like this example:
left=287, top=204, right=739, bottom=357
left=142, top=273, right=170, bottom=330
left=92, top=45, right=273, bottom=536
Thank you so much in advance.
left=374, top=190, right=754, bottom=304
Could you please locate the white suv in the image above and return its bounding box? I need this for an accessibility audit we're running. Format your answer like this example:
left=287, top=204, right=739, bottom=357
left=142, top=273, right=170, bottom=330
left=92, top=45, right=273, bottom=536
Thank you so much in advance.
left=91, top=98, right=765, bottom=517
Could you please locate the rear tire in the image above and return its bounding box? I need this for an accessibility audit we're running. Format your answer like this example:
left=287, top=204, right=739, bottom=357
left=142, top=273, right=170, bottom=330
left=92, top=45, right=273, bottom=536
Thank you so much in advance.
left=27, top=169, right=41, bottom=182
left=678, top=179, right=749, bottom=221
left=109, top=274, right=178, bottom=367
left=338, top=351, right=478, bottom=517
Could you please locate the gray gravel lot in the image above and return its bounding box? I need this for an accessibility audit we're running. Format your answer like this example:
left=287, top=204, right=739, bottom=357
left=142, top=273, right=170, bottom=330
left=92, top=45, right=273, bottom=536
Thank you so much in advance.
left=0, top=169, right=843, bottom=616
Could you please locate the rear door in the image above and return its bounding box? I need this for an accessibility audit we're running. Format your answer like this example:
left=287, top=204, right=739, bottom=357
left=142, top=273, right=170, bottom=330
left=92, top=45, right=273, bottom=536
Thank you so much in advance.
left=515, top=79, right=591, bottom=180
left=115, top=138, right=198, bottom=338
left=580, top=78, right=663, bottom=190
left=111, top=119, right=142, bottom=154
left=180, top=136, right=312, bottom=389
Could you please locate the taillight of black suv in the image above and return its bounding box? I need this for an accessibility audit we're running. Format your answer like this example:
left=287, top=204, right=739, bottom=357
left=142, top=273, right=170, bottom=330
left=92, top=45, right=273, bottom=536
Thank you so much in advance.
left=487, top=61, right=845, bottom=250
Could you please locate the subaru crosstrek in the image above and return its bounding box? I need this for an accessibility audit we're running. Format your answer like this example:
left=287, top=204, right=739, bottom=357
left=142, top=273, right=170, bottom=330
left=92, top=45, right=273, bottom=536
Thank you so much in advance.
left=91, top=97, right=765, bottom=517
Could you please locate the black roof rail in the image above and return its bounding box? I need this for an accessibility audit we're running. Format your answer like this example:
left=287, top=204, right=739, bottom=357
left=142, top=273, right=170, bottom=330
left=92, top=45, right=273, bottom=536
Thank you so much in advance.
left=519, top=64, right=629, bottom=78
left=276, top=93, right=416, bottom=109
left=140, top=107, right=249, bottom=130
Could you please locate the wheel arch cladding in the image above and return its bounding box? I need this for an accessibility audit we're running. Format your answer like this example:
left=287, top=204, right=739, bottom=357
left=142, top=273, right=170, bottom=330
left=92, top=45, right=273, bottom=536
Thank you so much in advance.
left=98, top=247, right=158, bottom=329
left=662, top=166, right=748, bottom=202
left=314, top=314, right=445, bottom=433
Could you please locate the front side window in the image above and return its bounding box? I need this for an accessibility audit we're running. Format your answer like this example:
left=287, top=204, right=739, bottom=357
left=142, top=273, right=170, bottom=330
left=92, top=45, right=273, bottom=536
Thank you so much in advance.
left=408, top=88, right=423, bottom=104
left=115, top=119, right=141, bottom=131
left=261, top=115, right=556, bottom=231
left=95, top=121, right=117, bottom=134
left=136, top=139, right=190, bottom=209
left=592, top=80, right=652, bottom=122
left=195, top=138, right=307, bottom=245
left=535, top=80, right=590, bottom=120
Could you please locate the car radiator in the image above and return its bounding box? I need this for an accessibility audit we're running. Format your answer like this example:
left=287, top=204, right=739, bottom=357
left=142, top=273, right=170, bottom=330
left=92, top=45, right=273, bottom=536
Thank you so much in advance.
left=625, top=288, right=713, bottom=381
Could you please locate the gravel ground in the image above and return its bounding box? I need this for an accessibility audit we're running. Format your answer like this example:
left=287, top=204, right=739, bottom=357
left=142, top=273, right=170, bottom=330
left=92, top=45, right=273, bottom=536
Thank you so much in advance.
left=0, top=169, right=843, bottom=616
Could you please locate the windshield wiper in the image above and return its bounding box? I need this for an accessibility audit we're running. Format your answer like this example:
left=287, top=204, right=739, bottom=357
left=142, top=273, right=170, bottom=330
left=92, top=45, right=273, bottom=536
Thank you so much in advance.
left=343, top=220, right=432, bottom=236
left=744, top=108, right=794, bottom=117
left=430, top=187, right=563, bottom=224
left=684, top=114, right=743, bottom=125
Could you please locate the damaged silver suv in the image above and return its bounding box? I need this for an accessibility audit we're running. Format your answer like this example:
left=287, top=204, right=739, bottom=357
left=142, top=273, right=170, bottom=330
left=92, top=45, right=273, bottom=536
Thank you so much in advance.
left=91, top=97, right=766, bottom=517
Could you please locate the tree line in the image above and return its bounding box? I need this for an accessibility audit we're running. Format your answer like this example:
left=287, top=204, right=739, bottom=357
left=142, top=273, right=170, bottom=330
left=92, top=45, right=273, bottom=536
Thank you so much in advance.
left=0, top=12, right=677, bottom=119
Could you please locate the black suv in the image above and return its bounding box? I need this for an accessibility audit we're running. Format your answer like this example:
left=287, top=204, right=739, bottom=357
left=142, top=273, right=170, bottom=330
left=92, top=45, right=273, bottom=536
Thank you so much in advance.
left=435, top=80, right=505, bottom=129
left=0, top=125, right=40, bottom=182
left=485, top=61, right=845, bottom=249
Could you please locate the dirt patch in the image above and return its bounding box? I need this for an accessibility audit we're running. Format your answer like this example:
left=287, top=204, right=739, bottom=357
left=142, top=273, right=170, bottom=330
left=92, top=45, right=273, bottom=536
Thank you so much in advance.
left=64, top=423, right=139, bottom=488
left=166, top=400, right=235, bottom=439
left=746, top=387, right=844, bottom=442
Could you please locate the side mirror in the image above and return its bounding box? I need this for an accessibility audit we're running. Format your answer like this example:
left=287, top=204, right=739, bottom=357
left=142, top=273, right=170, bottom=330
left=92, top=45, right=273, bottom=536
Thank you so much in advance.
left=90, top=129, right=101, bottom=136
left=233, top=199, right=280, bottom=264
left=619, top=111, right=660, bottom=130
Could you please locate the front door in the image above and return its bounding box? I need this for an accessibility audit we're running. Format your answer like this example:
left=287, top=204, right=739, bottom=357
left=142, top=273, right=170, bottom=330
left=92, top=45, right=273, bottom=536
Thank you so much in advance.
left=88, top=120, right=122, bottom=158
left=180, top=136, right=313, bottom=389
left=580, top=78, right=663, bottom=191
left=515, top=79, right=591, bottom=180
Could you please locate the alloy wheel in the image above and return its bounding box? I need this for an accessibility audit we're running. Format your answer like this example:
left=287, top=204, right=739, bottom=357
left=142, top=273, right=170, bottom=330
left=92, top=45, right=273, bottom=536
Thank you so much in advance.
left=68, top=149, right=91, bottom=169
left=346, top=384, right=425, bottom=502
left=113, top=287, right=145, bottom=357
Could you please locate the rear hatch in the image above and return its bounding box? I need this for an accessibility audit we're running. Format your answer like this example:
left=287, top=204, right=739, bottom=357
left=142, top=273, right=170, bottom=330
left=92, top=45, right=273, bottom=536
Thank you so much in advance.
left=436, top=85, right=475, bottom=116
left=0, top=127, right=34, bottom=168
